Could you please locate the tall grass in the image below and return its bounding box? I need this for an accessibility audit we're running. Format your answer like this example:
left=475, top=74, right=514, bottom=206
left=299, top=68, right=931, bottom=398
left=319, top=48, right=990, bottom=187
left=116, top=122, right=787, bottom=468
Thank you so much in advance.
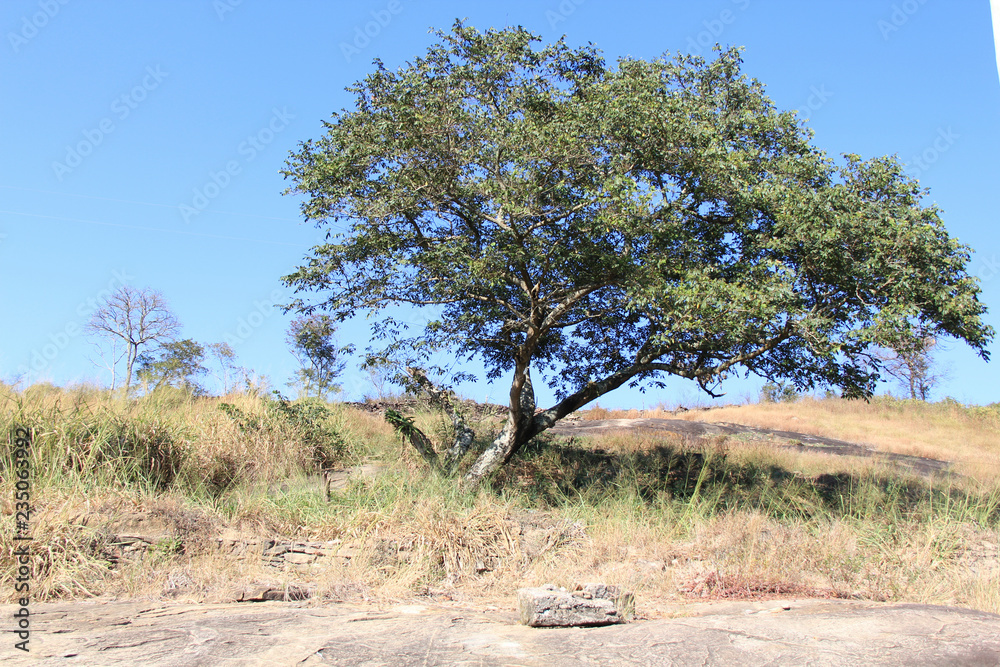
left=1, top=384, right=997, bottom=614
left=0, top=383, right=350, bottom=495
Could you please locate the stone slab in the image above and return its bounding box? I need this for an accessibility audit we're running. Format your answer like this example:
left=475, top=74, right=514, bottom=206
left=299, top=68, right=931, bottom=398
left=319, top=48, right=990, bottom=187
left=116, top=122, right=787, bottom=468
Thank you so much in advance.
left=518, top=583, right=634, bottom=627
left=4, top=599, right=1000, bottom=666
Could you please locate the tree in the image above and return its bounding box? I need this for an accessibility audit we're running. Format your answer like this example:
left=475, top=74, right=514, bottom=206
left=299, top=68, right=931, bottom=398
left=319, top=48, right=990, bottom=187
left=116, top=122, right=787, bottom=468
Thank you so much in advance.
left=206, top=342, right=243, bottom=394
left=875, top=326, right=945, bottom=400
left=85, top=286, right=180, bottom=390
left=280, top=24, right=993, bottom=485
left=136, top=339, right=208, bottom=394
left=88, top=334, right=127, bottom=391
left=286, top=314, right=352, bottom=399
left=760, top=382, right=798, bottom=403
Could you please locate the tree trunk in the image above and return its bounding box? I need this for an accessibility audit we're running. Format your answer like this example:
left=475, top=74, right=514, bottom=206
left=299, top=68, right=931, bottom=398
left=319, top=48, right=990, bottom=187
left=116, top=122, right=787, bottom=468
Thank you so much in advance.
left=443, top=423, right=475, bottom=474
left=404, top=367, right=477, bottom=473
left=125, top=343, right=138, bottom=390
left=462, top=361, right=657, bottom=487
left=385, top=409, right=440, bottom=470
left=463, top=366, right=535, bottom=485
left=463, top=418, right=521, bottom=484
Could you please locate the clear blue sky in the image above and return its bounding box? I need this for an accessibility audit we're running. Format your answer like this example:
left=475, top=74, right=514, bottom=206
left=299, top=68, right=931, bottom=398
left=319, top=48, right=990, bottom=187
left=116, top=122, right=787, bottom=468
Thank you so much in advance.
left=2, top=1, right=998, bottom=408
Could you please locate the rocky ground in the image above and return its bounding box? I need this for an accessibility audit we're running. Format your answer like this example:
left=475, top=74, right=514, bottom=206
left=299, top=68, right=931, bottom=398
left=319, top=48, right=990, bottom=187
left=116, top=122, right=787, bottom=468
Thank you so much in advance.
left=549, top=417, right=953, bottom=476
left=6, top=412, right=990, bottom=665
left=5, top=598, right=1000, bottom=665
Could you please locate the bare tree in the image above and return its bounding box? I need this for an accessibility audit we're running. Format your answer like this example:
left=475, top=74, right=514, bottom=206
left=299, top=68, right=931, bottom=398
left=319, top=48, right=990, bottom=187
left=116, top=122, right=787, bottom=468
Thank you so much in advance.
left=85, top=286, right=180, bottom=390
left=88, top=335, right=126, bottom=390
left=876, top=327, right=946, bottom=400
left=206, top=342, right=243, bottom=395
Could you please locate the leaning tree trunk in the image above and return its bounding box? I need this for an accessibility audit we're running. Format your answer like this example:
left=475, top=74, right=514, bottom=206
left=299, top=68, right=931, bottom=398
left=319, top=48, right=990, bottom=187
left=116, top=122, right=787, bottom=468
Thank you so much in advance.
left=464, top=366, right=535, bottom=485
left=462, top=360, right=662, bottom=487
left=384, top=368, right=485, bottom=475
left=400, top=353, right=673, bottom=487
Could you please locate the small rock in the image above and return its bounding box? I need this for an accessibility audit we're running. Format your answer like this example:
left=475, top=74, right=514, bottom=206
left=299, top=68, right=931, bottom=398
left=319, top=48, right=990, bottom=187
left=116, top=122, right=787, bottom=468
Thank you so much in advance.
left=518, top=584, right=634, bottom=627
left=239, top=584, right=312, bottom=602
left=264, top=544, right=290, bottom=557
left=284, top=552, right=316, bottom=565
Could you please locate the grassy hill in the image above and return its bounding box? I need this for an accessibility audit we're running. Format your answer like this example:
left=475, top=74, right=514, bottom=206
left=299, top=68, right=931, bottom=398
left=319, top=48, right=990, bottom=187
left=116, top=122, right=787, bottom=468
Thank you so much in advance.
left=1, top=383, right=997, bottom=616
left=587, top=397, right=1000, bottom=480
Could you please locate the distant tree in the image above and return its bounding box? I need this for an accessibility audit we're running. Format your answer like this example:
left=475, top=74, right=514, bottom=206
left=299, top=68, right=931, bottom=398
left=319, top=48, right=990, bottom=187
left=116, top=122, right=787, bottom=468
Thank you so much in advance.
left=286, top=314, right=352, bottom=399
left=364, top=364, right=392, bottom=401
left=136, top=339, right=208, bottom=393
left=760, top=382, right=798, bottom=403
left=876, top=327, right=944, bottom=400
left=206, top=342, right=243, bottom=394
left=281, top=24, right=993, bottom=485
left=88, top=335, right=127, bottom=391
left=85, top=286, right=180, bottom=390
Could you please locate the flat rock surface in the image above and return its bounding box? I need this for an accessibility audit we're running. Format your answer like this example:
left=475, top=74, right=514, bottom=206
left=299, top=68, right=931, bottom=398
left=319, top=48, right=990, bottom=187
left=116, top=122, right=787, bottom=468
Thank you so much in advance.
left=550, top=418, right=951, bottom=476
left=5, top=599, right=1000, bottom=665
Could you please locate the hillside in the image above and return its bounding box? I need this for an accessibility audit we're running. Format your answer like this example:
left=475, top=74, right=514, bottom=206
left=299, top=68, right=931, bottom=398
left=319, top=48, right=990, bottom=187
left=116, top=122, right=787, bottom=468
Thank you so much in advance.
left=581, top=397, right=1000, bottom=480
left=1, top=384, right=998, bottom=617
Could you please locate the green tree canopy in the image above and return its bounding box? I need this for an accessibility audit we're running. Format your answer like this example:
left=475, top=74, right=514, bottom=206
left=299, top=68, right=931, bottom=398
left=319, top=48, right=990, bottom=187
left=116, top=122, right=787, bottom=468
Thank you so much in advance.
left=136, top=338, right=208, bottom=394
left=281, top=23, right=992, bottom=484
left=286, top=314, right=351, bottom=399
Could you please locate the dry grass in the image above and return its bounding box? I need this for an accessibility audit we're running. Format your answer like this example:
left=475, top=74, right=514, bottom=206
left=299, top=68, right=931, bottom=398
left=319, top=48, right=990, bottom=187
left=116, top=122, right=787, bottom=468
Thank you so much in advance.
left=674, top=397, right=1000, bottom=480
left=1, top=384, right=998, bottom=617
left=579, top=397, right=1000, bottom=483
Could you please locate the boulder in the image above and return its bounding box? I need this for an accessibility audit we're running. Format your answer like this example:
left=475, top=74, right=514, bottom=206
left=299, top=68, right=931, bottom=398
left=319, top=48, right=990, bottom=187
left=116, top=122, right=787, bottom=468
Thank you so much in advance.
left=518, top=583, right=634, bottom=627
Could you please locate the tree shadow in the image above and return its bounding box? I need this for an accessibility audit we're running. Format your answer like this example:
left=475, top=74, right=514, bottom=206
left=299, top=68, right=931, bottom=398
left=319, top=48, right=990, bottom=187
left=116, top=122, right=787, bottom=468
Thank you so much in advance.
left=490, top=434, right=1000, bottom=525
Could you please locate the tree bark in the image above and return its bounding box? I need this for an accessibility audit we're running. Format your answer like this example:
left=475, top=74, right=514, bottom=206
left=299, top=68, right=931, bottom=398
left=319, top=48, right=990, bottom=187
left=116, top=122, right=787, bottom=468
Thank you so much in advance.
left=404, top=368, right=477, bottom=473
left=385, top=409, right=440, bottom=470
left=463, top=366, right=535, bottom=485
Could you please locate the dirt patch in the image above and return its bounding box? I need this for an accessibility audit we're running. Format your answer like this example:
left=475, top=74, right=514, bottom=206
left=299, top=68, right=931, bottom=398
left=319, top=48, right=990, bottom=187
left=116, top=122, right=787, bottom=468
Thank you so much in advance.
left=549, top=417, right=953, bottom=477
